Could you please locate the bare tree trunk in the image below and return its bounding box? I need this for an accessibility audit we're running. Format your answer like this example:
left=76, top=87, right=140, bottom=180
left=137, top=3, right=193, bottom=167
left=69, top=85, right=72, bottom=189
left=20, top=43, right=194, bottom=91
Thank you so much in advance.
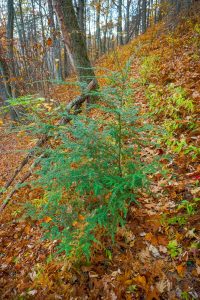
left=47, top=0, right=63, bottom=81
left=141, top=0, right=147, bottom=33
left=108, top=7, right=114, bottom=50
left=63, top=47, right=72, bottom=78
left=117, top=0, right=123, bottom=45
left=96, top=1, right=101, bottom=57
left=16, top=0, right=29, bottom=80
left=7, top=0, right=16, bottom=96
left=102, top=0, right=110, bottom=53
left=53, top=0, right=97, bottom=91
left=0, top=55, right=12, bottom=99
left=78, top=0, right=85, bottom=33
left=6, top=0, right=19, bottom=120
left=135, top=0, right=141, bottom=36
left=30, top=0, right=37, bottom=42
left=125, top=0, right=132, bottom=43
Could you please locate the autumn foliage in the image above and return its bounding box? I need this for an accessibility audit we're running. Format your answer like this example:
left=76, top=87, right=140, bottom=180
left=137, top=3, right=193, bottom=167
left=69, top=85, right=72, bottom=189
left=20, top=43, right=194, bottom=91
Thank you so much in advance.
left=0, top=7, right=200, bottom=300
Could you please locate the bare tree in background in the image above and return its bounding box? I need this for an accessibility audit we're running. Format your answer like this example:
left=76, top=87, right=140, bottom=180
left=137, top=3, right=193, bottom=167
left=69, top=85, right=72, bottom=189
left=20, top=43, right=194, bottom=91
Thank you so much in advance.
left=53, top=0, right=97, bottom=89
left=3, top=0, right=19, bottom=120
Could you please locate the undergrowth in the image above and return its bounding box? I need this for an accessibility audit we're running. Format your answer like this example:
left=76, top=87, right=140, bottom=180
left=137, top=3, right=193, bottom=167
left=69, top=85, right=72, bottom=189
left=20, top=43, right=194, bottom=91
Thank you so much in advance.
left=23, top=63, right=159, bottom=261
left=139, top=55, right=199, bottom=158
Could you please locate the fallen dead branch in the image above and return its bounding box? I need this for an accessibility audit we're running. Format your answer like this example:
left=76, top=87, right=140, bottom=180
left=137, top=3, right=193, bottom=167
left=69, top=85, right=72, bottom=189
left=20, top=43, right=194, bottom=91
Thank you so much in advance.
left=0, top=154, right=44, bottom=213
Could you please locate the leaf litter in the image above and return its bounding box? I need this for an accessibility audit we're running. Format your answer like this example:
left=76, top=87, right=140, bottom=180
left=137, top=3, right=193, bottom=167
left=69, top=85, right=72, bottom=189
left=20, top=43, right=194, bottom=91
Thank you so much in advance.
left=0, top=12, right=200, bottom=299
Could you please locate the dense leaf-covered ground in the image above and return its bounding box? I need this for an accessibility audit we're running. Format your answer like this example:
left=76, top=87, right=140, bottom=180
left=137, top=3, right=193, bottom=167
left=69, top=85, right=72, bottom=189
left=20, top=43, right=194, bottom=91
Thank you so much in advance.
left=0, top=11, right=200, bottom=299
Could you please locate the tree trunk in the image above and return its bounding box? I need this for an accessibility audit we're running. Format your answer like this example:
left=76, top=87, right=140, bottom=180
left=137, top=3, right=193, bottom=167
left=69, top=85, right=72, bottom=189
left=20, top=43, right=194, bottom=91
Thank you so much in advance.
left=17, top=0, right=29, bottom=80
left=77, top=0, right=85, bottom=33
left=102, top=0, right=109, bottom=53
left=135, top=0, right=141, bottom=36
left=53, top=0, right=97, bottom=90
left=125, top=0, right=131, bottom=43
left=117, top=0, right=123, bottom=45
left=0, top=53, right=19, bottom=121
left=63, top=47, right=72, bottom=78
left=6, top=0, right=19, bottom=120
left=141, top=0, right=147, bottom=34
left=96, top=1, right=101, bottom=57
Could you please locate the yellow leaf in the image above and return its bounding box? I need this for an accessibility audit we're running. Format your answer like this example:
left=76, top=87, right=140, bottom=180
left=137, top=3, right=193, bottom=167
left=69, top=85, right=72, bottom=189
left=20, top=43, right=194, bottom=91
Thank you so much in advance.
left=72, top=221, right=78, bottom=227
left=17, top=131, right=25, bottom=137
left=0, top=119, right=3, bottom=126
left=43, top=103, right=52, bottom=111
left=134, top=275, right=146, bottom=287
left=125, top=279, right=133, bottom=285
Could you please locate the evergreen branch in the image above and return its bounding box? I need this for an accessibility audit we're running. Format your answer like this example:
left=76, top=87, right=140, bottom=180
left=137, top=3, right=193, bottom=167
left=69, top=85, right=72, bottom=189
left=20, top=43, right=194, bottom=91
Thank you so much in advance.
left=0, top=79, right=97, bottom=212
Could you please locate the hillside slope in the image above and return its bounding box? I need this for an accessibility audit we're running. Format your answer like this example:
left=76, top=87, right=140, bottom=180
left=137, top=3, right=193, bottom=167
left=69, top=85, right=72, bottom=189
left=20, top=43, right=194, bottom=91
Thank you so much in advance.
left=0, top=8, right=200, bottom=299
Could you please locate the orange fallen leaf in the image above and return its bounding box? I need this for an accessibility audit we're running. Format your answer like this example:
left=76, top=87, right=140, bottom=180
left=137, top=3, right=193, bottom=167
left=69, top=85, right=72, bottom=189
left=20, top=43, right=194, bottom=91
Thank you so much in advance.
left=176, top=264, right=186, bottom=277
left=78, top=214, right=85, bottom=221
left=146, top=288, right=160, bottom=300
left=70, top=163, right=78, bottom=169
left=43, top=216, right=52, bottom=223
left=15, top=264, right=21, bottom=270
left=157, top=235, right=168, bottom=246
left=145, top=232, right=158, bottom=245
left=24, top=224, right=31, bottom=234
left=6, top=257, right=13, bottom=263
left=105, top=192, right=111, bottom=200
left=170, top=191, right=177, bottom=199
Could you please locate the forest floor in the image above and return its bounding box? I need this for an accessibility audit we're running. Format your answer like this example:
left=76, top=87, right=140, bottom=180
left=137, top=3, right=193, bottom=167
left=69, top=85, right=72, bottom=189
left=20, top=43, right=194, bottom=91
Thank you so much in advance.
left=0, top=11, right=200, bottom=300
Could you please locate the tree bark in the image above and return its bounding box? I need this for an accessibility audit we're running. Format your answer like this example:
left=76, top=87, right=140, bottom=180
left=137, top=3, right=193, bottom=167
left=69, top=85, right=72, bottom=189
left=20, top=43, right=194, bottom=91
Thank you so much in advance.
left=96, top=1, right=101, bottom=57
left=53, top=0, right=97, bottom=90
left=125, top=0, right=132, bottom=43
left=141, top=0, right=147, bottom=34
left=117, top=0, right=123, bottom=45
left=5, top=0, right=19, bottom=120
left=77, top=0, right=85, bottom=33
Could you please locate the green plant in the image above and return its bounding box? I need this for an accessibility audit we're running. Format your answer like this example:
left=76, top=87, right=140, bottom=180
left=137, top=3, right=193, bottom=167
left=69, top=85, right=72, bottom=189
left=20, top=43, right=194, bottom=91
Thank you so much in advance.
left=190, top=241, right=200, bottom=250
left=11, top=208, right=23, bottom=217
left=139, top=55, right=160, bottom=84
left=127, top=285, right=137, bottom=293
left=178, top=200, right=196, bottom=215
left=194, top=197, right=200, bottom=202
left=105, top=248, right=112, bottom=260
left=167, top=215, right=187, bottom=226
left=145, top=83, right=198, bottom=157
left=167, top=240, right=182, bottom=258
left=0, top=95, right=45, bottom=122
left=26, top=62, right=159, bottom=261
left=194, top=23, right=200, bottom=35
left=181, top=291, right=189, bottom=300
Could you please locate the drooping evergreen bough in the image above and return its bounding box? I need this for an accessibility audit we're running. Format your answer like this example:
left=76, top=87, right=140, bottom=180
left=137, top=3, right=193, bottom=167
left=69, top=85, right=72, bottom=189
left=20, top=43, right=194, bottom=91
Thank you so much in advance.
left=27, top=63, right=158, bottom=260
